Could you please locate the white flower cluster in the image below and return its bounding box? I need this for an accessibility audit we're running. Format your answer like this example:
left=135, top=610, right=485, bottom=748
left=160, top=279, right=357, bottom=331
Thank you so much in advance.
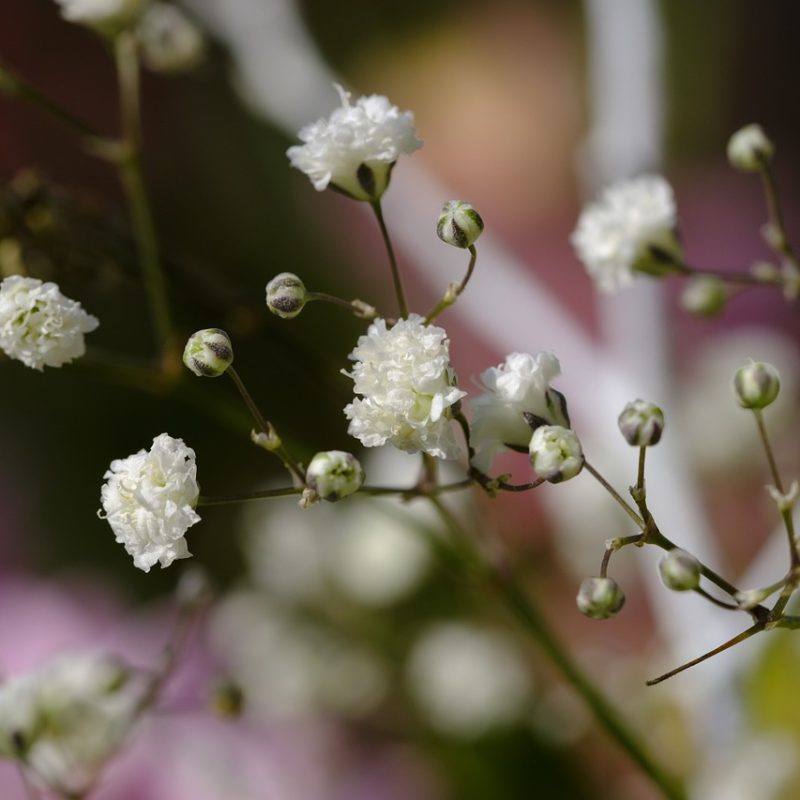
left=99, top=433, right=200, bottom=572
left=571, top=175, right=680, bottom=291
left=287, top=84, right=422, bottom=201
left=0, top=652, right=142, bottom=795
left=0, top=276, right=99, bottom=370
left=344, top=315, right=465, bottom=459
left=55, top=0, right=146, bottom=31
left=470, top=351, right=566, bottom=471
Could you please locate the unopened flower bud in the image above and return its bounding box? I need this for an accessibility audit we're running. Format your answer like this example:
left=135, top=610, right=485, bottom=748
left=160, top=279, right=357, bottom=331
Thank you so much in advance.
left=251, top=427, right=282, bottom=452
left=658, top=548, right=701, bottom=592
left=139, top=2, right=205, bottom=74
left=733, top=360, right=780, bottom=410
left=305, top=450, right=364, bottom=502
left=183, top=328, right=233, bottom=377
left=727, top=124, right=774, bottom=172
left=617, top=399, right=665, bottom=447
left=735, top=587, right=771, bottom=610
left=266, top=272, right=307, bottom=319
left=576, top=577, right=625, bottom=620
left=680, top=276, right=727, bottom=317
left=529, top=425, right=583, bottom=483
left=437, top=200, right=484, bottom=249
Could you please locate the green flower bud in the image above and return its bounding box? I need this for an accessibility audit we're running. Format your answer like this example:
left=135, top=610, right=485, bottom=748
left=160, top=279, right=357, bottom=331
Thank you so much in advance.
left=183, top=328, right=233, bottom=377
left=617, top=399, right=665, bottom=447
left=529, top=425, right=583, bottom=483
left=576, top=577, right=625, bottom=620
left=727, top=124, right=774, bottom=172
left=305, top=450, right=365, bottom=502
left=658, top=548, right=701, bottom=592
left=733, top=360, right=780, bottom=410
left=266, top=272, right=307, bottom=319
left=436, top=200, right=484, bottom=249
left=680, top=276, right=727, bottom=317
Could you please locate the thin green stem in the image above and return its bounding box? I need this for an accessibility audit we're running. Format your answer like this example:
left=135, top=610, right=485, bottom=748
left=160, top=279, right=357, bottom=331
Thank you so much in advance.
left=198, top=487, right=302, bottom=506
left=646, top=625, right=763, bottom=686
left=226, top=366, right=306, bottom=484
left=760, top=162, right=800, bottom=271
left=360, top=479, right=474, bottom=497
left=637, top=447, right=647, bottom=495
left=424, top=245, right=477, bottom=324
left=677, top=261, right=780, bottom=287
left=584, top=460, right=645, bottom=528
left=306, top=292, right=378, bottom=320
left=370, top=200, right=408, bottom=318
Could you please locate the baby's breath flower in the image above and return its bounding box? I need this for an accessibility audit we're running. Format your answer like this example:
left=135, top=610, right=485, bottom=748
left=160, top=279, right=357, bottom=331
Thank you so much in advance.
left=576, top=577, right=625, bottom=619
left=529, top=425, right=583, bottom=483
left=0, top=652, right=143, bottom=795
left=266, top=272, right=307, bottom=319
left=727, top=124, right=774, bottom=172
left=99, top=433, right=200, bottom=572
left=139, top=2, right=205, bottom=74
left=437, top=200, right=484, bottom=249
left=733, top=360, right=781, bottom=410
left=305, top=450, right=364, bottom=502
left=0, top=276, right=98, bottom=370
left=571, top=175, right=681, bottom=291
left=287, top=84, right=422, bottom=202
left=658, top=548, right=701, bottom=592
left=617, top=399, right=665, bottom=447
left=344, top=315, right=465, bottom=459
left=183, top=328, right=233, bottom=377
left=470, top=352, right=567, bottom=471
left=54, top=0, right=147, bottom=34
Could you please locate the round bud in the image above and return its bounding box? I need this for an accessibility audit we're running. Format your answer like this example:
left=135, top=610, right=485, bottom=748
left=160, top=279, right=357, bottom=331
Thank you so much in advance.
left=617, top=399, right=665, bottom=447
left=436, top=200, right=484, bottom=249
left=183, top=328, right=233, bottom=377
left=658, top=548, right=701, bottom=592
left=305, top=450, right=365, bottom=502
left=680, top=276, right=727, bottom=317
left=139, top=2, right=205, bottom=74
left=733, top=361, right=780, bottom=410
left=529, top=425, right=583, bottom=483
left=576, top=577, right=625, bottom=620
left=727, top=124, right=774, bottom=172
left=266, top=272, right=307, bottom=319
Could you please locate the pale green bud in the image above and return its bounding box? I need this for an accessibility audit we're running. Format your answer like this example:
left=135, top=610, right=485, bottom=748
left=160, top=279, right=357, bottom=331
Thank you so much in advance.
left=680, top=276, right=727, bottom=317
left=183, top=328, right=233, bottom=377
left=266, top=272, right=307, bottom=319
left=139, top=2, right=205, bottom=74
left=305, top=450, right=364, bottom=502
left=658, top=549, right=701, bottom=592
left=617, top=399, right=665, bottom=447
left=576, top=577, right=625, bottom=620
left=727, top=124, right=774, bottom=172
left=437, top=200, right=484, bottom=249
left=529, top=425, right=583, bottom=483
left=733, top=360, right=780, bottom=410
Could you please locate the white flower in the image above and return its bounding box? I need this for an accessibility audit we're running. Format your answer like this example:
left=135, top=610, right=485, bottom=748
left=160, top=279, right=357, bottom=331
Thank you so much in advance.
left=139, top=2, right=205, bottom=74
left=529, top=425, right=584, bottom=483
left=54, top=0, right=147, bottom=31
left=344, top=315, right=466, bottom=459
left=287, top=84, right=422, bottom=201
left=0, top=652, right=143, bottom=795
left=571, top=174, right=680, bottom=291
left=727, top=124, right=774, bottom=172
left=469, top=352, right=565, bottom=471
left=305, top=450, right=364, bottom=502
left=99, top=433, right=200, bottom=572
left=0, top=276, right=98, bottom=370
left=406, top=622, right=530, bottom=737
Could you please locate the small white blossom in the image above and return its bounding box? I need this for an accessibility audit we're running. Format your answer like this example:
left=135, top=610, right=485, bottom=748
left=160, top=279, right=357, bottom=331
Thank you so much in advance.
left=571, top=175, right=680, bottom=291
left=139, top=2, right=205, bottom=74
left=470, top=352, right=565, bottom=471
left=305, top=450, right=364, bottom=502
left=529, top=425, right=584, bottom=483
left=54, top=0, right=146, bottom=32
left=727, top=124, right=774, bottom=172
left=344, top=315, right=465, bottom=459
left=0, top=652, right=143, bottom=795
left=406, top=622, right=530, bottom=737
left=99, top=433, right=200, bottom=572
left=0, top=276, right=98, bottom=370
left=287, top=84, right=422, bottom=201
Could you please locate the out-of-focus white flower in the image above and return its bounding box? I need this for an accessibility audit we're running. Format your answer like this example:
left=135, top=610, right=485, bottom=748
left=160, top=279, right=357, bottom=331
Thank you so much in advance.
left=727, top=124, right=774, bottom=172
left=0, top=276, right=98, bottom=370
left=658, top=548, right=701, bottom=592
left=344, top=315, right=465, bottom=459
left=407, top=622, right=530, bottom=737
left=0, top=651, right=143, bottom=795
left=139, top=2, right=205, bottom=74
left=287, top=84, right=422, bottom=201
left=528, top=425, right=583, bottom=483
left=54, top=0, right=146, bottom=33
left=576, top=577, right=625, bottom=619
left=99, top=433, right=200, bottom=572
left=571, top=175, right=680, bottom=291
left=470, top=351, right=566, bottom=472
left=680, top=275, right=727, bottom=317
